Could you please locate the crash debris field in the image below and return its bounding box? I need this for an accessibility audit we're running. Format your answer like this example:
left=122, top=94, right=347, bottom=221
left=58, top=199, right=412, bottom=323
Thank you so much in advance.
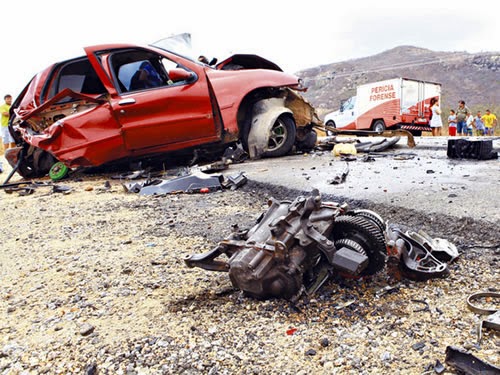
left=0, top=141, right=499, bottom=374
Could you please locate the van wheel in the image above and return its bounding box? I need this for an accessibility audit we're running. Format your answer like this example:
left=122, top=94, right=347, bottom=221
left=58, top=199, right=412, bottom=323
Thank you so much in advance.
left=372, top=120, right=386, bottom=133
left=326, top=120, right=336, bottom=128
left=262, top=115, right=296, bottom=157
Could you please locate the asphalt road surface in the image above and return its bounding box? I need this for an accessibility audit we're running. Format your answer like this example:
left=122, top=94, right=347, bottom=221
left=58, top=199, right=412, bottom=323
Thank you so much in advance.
left=229, top=136, right=500, bottom=224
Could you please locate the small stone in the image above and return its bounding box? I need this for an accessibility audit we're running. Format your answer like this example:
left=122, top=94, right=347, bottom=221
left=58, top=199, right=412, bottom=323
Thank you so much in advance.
left=412, top=342, right=425, bottom=351
left=80, top=323, right=95, bottom=336
left=380, top=351, right=391, bottom=361
left=6, top=306, right=16, bottom=313
left=305, top=349, right=316, bottom=356
left=320, top=337, right=330, bottom=347
left=84, top=363, right=98, bottom=375
left=85, top=186, right=94, bottom=191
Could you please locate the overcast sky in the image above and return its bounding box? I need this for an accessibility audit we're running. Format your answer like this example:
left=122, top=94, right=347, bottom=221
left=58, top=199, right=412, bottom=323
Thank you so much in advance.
left=1, top=0, right=498, bottom=99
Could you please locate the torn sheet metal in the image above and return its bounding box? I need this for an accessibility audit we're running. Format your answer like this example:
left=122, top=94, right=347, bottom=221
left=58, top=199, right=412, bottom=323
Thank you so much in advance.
left=139, top=174, right=223, bottom=196
left=445, top=346, right=500, bottom=374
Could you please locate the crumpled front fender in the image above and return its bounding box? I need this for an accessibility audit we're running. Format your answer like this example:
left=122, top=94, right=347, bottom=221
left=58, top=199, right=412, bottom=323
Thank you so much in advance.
left=247, top=98, right=292, bottom=158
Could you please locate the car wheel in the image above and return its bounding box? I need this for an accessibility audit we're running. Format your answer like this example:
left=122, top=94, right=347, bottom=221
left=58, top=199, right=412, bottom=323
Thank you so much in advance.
left=372, top=120, right=386, bottom=133
left=16, top=147, right=56, bottom=179
left=262, top=115, right=296, bottom=157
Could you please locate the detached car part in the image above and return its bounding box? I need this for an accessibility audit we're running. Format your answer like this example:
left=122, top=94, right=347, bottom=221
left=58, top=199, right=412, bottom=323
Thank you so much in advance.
left=467, top=292, right=500, bottom=344
left=184, top=191, right=459, bottom=300
left=386, top=225, right=452, bottom=280
left=185, top=189, right=387, bottom=300
left=445, top=346, right=500, bottom=374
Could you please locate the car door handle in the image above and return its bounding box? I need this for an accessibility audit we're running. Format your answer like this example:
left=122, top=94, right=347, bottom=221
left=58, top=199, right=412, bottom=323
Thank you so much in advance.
left=118, top=98, right=136, bottom=105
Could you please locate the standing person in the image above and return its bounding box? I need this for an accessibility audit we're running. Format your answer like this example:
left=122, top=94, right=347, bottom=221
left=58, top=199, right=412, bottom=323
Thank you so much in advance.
left=456, top=100, right=470, bottom=136
left=1, top=94, right=15, bottom=152
left=448, top=109, right=457, bottom=136
left=475, top=111, right=485, bottom=136
left=429, top=97, right=442, bottom=136
left=482, top=109, right=498, bottom=136
left=465, top=111, right=474, bottom=136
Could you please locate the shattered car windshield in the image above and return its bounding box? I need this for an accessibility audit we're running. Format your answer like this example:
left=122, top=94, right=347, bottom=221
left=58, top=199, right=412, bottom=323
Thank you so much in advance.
left=151, top=33, right=201, bottom=65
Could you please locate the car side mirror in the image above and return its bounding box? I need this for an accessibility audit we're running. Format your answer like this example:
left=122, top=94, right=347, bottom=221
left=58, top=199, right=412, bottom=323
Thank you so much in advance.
left=169, top=68, right=194, bottom=83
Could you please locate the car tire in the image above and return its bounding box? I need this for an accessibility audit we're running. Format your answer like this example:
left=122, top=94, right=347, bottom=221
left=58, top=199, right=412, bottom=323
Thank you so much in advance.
left=262, top=115, right=296, bottom=157
left=372, top=120, right=386, bottom=133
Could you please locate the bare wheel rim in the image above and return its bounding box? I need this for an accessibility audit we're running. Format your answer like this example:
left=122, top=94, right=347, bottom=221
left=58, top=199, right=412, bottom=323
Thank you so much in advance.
left=267, top=119, right=288, bottom=151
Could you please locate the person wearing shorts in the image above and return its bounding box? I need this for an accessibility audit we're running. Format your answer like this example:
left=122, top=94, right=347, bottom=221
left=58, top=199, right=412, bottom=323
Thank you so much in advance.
left=475, top=111, right=485, bottom=136
left=455, top=100, right=469, bottom=136
left=482, top=109, right=497, bottom=136
left=448, top=110, right=457, bottom=136
left=0, top=94, right=14, bottom=152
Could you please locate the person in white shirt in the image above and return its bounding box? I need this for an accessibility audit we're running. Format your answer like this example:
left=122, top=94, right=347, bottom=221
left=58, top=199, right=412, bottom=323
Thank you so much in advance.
left=429, top=97, right=442, bottom=136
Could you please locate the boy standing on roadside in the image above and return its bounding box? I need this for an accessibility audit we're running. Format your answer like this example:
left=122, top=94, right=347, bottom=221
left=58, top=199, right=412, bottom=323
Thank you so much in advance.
left=482, top=109, right=497, bottom=136
left=475, top=111, right=485, bottom=136
left=0, top=94, right=15, bottom=152
left=448, top=109, right=457, bottom=136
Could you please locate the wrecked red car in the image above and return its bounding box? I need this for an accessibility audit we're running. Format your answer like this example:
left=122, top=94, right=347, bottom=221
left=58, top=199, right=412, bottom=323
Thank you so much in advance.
left=6, top=38, right=319, bottom=178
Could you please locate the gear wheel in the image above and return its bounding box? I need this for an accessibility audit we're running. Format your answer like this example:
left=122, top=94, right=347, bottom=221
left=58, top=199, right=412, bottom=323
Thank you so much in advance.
left=331, top=215, right=387, bottom=275
left=345, top=209, right=386, bottom=232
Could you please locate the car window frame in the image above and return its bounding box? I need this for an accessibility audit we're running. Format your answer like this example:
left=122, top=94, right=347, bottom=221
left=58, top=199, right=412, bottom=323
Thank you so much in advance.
left=40, top=56, right=106, bottom=105
left=108, top=48, right=197, bottom=96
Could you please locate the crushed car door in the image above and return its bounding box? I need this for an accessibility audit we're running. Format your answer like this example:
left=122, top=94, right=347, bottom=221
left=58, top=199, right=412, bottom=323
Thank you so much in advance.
left=99, top=48, right=219, bottom=151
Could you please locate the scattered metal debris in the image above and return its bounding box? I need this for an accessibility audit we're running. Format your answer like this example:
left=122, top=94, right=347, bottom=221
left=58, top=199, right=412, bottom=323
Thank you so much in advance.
left=139, top=174, right=224, bottom=196
left=386, top=225, right=454, bottom=281
left=221, top=172, right=248, bottom=190
left=355, top=137, right=401, bottom=153
left=112, top=169, right=153, bottom=180
left=328, top=163, right=349, bottom=185
left=411, top=299, right=430, bottom=313
left=315, top=126, right=415, bottom=148
left=445, top=346, right=500, bottom=374
left=466, top=291, right=500, bottom=344
left=447, top=139, right=498, bottom=160
left=200, top=161, right=228, bottom=174
left=222, top=143, right=249, bottom=164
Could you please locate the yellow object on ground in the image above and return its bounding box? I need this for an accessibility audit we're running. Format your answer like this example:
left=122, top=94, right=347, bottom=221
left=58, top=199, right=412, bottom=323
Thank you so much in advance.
left=333, top=143, right=357, bottom=156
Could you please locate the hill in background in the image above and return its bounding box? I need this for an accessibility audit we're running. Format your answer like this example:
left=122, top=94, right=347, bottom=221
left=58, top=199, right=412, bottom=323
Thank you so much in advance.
left=297, top=46, right=499, bottom=118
